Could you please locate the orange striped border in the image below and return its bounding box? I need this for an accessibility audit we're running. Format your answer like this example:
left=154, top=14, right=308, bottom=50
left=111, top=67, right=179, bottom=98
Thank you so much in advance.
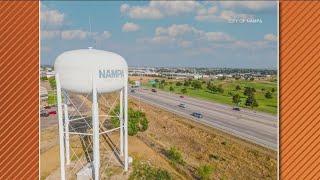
left=0, top=1, right=39, bottom=179
left=280, top=1, right=320, bottom=179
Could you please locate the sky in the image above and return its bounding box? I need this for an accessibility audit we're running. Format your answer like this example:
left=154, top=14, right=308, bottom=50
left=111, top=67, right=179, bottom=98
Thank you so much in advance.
left=41, top=1, right=278, bottom=69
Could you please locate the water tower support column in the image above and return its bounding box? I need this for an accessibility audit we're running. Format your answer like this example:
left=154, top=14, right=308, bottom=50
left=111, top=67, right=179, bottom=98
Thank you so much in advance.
left=56, top=74, right=66, bottom=180
left=124, top=83, right=129, bottom=171
left=120, top=88, right=124, bottom=156
left=92, top=79, right=100, bottom=180
left=63, top=91, right=71, bottom=165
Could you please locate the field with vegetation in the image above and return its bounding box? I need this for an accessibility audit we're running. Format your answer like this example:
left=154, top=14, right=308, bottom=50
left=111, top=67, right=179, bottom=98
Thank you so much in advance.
left=140, top=78, right=277, bottom=115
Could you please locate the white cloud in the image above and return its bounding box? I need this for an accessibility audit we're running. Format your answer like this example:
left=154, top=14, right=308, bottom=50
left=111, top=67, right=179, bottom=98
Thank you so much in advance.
left=264, top=33, right=277, bottom=41
left=139, top=36, right=175, bottom=45
left=100, top=31, right=112, bottom=39
left=61, top=30, right=88, bottom=40
left=41, top=30, right=60, bottom=39
left=141, top=24, right=234, bottom=48
left=120, top=1, right=203, bottom=19
left=41, top=30, right=112, bottom=41
left=122, top=22, right=140, bottom=32
left=178, top=40, right=192, bottom=48
left=149, top=1, right=202, bottom=16
left=41, top=6, right=65, bottom=26
left=155, top=24, right=203, bottom=37
left=205, top=32, right=233, bottom=42
left=220, top=1, right=275, bottom=11
left=120, top=4, right=163, bottom=19
left=195, top=10, right=254, bottom=22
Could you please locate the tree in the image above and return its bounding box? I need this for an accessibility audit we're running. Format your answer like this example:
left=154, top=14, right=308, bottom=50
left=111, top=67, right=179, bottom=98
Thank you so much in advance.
left=158, top=83, right=164, bottom=89
left=235, top=85, right=241, bottom=91
left=245, top=95, right=259, bottom=109
left=176, top=81, right=182, bottom=86
left=169, top=86, right=174, bottom=92
left=160, top=79, right=165, bottom=84
left=271, top=87, right=276, bottom=93
left=250, top=77, right=255, bottom=81
left=191, top=80, right=202, bottom=89
left=181, top=88, right=187, bottom=94
left=184, top=80, right=190, bottom=87
left=111, top=106, right=148, bottom=136
left=244, top=87, right=256, bottom=96
left=217, top=85, right=224, bottom=94
left=232, top=94, right=241, bottom=106
left=265, top=91, right=272, bottom=99
left=152, top=84, right=156, bottom=88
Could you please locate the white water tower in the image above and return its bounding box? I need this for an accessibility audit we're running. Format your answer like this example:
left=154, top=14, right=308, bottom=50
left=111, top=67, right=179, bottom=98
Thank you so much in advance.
left=54, top=48, right=129, bottom=180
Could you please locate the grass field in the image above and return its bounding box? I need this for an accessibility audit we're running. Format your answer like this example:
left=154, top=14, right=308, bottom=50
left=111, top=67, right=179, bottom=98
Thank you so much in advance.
left=142, top=79, right=277, bottom=115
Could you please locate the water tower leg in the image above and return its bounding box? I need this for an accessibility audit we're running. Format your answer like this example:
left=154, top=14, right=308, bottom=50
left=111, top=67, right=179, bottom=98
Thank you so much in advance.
left=120, top=88, right=124, bottom=156
left=56, top=74, right=66, bottom=180
left=63, top=91, right=70, bottom=165
left=124, top=84, right=129, bottom=171
left=92, top=81, right=100, bottom=180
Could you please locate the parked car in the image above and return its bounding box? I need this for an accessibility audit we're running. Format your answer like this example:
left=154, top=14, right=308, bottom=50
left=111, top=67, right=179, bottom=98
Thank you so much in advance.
left=151, top=89, right=157, bottom=93
left=180, top=95, right=184, bottom=98
left=48, top=110, right=57, bottom=115
left=178, top=103, right=186, bottom=108
left=40, top=109, right=49, bottom=117
left=192, top=112, right=203, bottom=118
left=233, top=107, right=240, bottom=111
left=131, top=89, right=136, bottom=93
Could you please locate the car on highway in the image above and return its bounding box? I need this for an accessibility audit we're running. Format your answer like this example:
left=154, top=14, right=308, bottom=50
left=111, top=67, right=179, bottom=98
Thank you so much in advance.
left=151, top=89, right=157, bottom=93
left=48, top=110, right=57, bottom=115
left=233, top=107, right=240, bottom=111
left=40, top=108, right=49, bottom=117
left=180, top=95, right=184, bottom=98
left=192, top=112, right=203, bottom=118
left=178, top=103, right=186, bottom=108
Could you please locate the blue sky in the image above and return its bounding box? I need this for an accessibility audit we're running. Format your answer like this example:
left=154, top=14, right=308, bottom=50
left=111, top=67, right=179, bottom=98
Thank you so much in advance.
left=41, top=1, right=278, bottom=68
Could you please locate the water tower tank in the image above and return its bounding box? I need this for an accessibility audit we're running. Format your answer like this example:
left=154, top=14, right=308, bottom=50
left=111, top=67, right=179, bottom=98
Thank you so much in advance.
left=54, top=49, right=128, bottom=93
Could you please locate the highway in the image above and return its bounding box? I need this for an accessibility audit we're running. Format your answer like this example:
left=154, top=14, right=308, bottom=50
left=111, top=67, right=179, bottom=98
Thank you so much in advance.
left=129, top=88, right=278, bottom=151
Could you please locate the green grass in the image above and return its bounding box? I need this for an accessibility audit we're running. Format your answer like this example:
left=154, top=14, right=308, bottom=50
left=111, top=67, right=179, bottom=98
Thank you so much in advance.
left=144, top=79, right=277, bottom=115
left=47, top=91, right=57, bottom=105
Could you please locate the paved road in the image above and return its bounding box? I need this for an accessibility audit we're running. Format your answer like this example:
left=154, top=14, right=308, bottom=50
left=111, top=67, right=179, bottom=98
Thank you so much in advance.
left=130, top=88, right=278, bottom=151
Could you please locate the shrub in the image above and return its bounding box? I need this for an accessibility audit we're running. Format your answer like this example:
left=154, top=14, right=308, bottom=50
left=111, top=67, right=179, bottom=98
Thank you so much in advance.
left=166, top=147, right=184, bottom=165
left=111, top=106, right=148, bottom=136
left=265, top=91, right=273, bottom=99
left=129, top=161, right=172, bottom=180
left=48, top=77, right=56, bottom=89
left=169, top=86, right=174, bottom=92
left=197, top=164, right=214, bottom=180
left=181, top=88, right=187, bottom=94
left=176, top=81, right=182, bottom=86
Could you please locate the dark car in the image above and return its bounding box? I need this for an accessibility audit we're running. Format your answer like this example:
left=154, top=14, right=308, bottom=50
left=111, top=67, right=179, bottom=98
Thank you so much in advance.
left=192, top=112, right=203, bottom=118
left=233, top=107, right=240, bottom=111
left=151, top=89, right=157, bottom=92
left=40, top=109, right=49, bottom=117
left=180, top=95, right=184, bottom=98
left=131, top=89, right=136, bottom=93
